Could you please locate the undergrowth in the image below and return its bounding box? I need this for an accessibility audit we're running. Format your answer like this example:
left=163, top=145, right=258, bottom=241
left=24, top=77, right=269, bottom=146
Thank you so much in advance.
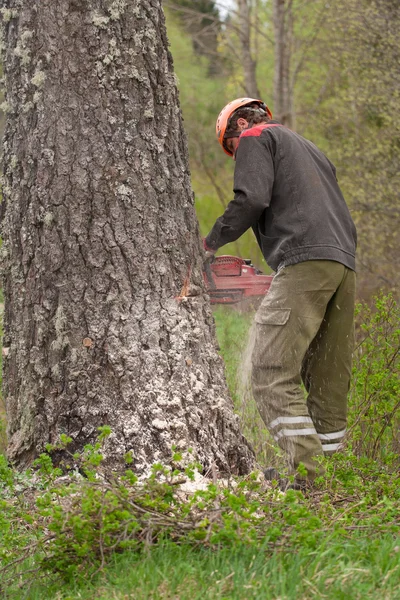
left=0, top=429, right=399, bottom=598
left=348, top=294, right=400, bottom=461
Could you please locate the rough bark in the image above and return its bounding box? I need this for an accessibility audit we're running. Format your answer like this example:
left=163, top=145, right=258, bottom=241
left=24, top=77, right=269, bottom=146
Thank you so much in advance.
left=237, top=0, right=259, bottom=98
left=0, top=0, right=254, bottom=475
left=273, top=0, right=293, bottom=128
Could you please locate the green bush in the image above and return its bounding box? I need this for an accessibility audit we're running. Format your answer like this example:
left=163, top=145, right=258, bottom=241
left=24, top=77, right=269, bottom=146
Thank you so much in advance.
left=348, top=294, right=400, bottom=464
left=1, top=424, right=399, bottom=595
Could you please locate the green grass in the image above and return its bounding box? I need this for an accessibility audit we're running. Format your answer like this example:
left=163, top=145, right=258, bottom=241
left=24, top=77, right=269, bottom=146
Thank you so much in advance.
left=11, top=536, right=400, bottom=600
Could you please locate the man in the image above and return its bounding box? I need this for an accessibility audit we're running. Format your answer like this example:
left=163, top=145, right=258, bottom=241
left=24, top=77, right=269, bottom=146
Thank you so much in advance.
left=204, top=97, right=357, bottom=489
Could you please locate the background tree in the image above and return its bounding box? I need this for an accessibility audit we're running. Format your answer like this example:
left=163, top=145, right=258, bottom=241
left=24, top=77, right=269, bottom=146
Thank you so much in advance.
left=165, top=0, right=223, bottom=77
left=237, top=0, right=259, bottom=98
left=0, top=0, right=254, bottom=474
left=272, top=0, right=293, bottom=126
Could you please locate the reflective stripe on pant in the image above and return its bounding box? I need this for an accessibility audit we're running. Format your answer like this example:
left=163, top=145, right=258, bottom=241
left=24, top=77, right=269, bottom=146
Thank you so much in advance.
left=251, top=260, right=356, bottom=480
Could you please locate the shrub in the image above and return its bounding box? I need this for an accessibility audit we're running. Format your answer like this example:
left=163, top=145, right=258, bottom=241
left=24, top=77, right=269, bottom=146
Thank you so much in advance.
left=1, top=427, right=399, bottom=596
left=348, top=293, right=400, bottom=464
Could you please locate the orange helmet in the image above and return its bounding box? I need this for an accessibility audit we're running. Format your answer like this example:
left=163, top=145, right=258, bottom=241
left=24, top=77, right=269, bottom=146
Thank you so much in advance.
left=216, top=97, right=272, bottom=156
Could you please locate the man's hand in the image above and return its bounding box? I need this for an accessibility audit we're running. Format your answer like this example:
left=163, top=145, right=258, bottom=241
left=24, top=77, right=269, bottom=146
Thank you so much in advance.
left=203, top=238, right=216, bottom=260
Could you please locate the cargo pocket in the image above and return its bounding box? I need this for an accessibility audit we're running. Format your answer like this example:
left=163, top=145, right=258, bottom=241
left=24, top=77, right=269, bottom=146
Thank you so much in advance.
left=252, top=307, right=291, bottom=369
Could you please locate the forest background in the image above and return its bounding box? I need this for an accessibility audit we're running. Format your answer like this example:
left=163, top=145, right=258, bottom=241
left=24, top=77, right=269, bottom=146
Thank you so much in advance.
left=164, top=0, right=399, bottom=298
left=0, top=0, right=399, bottom=598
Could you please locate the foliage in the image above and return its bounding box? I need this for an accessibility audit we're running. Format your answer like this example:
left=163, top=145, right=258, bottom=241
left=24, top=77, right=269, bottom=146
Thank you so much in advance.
left=165, top=9, right=267, bottom=269
left=299, top=0, right=400, bottom=294
left=0, top=427, right=399, bottom=598
left=166, top=0, right=222, bottom=76
left=166, top=0, right=400, bottom=294
left=348, top=293, right=400, bottom=462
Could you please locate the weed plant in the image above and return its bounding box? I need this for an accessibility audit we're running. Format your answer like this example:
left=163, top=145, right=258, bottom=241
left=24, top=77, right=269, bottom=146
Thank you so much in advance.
left=349, top=294, right=400, bottom=462
left=0, top=428, right=399, bottom=598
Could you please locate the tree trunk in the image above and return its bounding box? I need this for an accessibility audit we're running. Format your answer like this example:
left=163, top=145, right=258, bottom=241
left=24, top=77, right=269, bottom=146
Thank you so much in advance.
left=0, top=0, right=254, bottom=475
left=273, top=0, right=294, bottom=128
left=237, top=0, right=260, bottom=98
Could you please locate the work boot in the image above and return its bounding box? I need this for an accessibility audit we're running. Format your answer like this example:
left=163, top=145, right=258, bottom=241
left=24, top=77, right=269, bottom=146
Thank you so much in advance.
left=264, top=467, right=280, bottom=481
left=279, top=478, right=308, bottom=492
left=263, top=467, right=310, bottom=493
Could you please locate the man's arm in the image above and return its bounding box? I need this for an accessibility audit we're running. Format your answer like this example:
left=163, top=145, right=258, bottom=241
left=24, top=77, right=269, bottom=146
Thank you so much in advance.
left=205, top=135, right=275, bottom=252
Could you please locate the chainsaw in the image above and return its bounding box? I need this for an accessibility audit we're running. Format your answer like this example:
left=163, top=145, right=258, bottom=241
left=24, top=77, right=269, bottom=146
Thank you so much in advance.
left=203, top=255, right=273, bottom=305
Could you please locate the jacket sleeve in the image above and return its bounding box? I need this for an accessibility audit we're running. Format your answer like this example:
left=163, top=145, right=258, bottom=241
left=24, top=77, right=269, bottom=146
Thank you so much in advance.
left=205, top=134, right=274, bottom=251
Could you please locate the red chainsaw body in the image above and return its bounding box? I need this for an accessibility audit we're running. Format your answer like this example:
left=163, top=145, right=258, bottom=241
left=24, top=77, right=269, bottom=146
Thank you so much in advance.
left=204, top=255, right=273, bottom=304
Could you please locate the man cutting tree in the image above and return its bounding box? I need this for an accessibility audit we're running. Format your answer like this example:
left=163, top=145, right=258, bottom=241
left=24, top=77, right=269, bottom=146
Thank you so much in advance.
left=204, top=98, right=357, bottom=490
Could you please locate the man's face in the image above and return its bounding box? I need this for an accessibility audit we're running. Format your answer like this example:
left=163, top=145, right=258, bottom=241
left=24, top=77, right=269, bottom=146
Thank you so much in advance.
left=224, top=117, right=249, bottom=160
left=225, top=136, right=240, bottom=159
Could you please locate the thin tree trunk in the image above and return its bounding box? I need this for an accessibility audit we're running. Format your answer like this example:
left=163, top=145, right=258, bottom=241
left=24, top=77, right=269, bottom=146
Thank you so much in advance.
left=0, top=0, right=254, bottom=475
left=237, top=0, right=260, bottom=97
left=273, top=0, right=294, bottom=127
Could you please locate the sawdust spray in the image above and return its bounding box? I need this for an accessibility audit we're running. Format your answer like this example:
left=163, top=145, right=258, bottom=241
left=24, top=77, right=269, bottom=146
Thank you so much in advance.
left=235, top=312, right=278, bottom=466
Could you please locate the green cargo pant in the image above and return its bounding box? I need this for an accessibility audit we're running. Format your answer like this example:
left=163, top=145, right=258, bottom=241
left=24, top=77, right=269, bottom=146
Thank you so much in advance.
left=251, top=260, right=356, bottom=481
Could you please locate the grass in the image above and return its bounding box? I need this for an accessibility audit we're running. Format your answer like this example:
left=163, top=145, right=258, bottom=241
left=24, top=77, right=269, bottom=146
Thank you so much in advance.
left=10, top=536, right=400, bottom=600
